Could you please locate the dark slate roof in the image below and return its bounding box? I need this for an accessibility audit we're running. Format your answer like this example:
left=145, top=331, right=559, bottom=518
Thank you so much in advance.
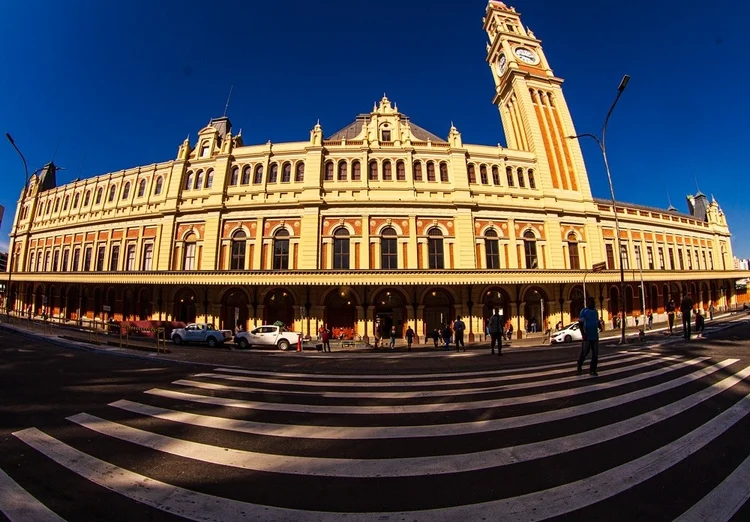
left=593, top=197, right=696, bottom=220
left=327, top=114, right=447, bottom=143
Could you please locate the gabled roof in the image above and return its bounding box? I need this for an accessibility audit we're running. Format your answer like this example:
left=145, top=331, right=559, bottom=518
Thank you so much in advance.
left=327, top=114, right=447, bottom=143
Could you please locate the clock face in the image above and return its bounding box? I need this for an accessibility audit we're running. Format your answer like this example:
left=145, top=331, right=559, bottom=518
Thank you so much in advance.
left=496, top=54, right=507, bottom=76
left=514, top=47, right=539, bottom=65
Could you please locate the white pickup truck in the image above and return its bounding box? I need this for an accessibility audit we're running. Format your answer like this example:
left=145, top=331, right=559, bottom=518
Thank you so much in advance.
left=171, top=323, right=233, bottom=348
left=234, top=325, right=301, bottom=351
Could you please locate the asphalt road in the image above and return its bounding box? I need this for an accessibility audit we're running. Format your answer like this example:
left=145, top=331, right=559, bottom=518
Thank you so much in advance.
left=0, top=315, right=749, bottom=521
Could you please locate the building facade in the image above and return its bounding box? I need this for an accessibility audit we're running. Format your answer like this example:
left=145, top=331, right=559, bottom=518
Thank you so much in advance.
left=2, top=1, right=746, bottom=341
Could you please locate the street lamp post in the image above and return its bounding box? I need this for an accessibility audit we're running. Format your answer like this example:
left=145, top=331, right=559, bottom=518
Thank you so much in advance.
left=4, top=133, right=31, bottom=314
left=568, top=74, right=630, bottom=344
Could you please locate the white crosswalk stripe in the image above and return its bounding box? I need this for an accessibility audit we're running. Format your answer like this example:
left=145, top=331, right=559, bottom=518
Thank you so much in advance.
left=5, top=350, right=750, bottom=520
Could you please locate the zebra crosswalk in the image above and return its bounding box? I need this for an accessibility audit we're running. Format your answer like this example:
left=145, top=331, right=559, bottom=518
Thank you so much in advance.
left=3, top=350, right=750, bottom=521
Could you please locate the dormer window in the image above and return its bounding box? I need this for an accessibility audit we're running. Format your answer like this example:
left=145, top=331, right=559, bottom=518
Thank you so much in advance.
left=381, top=130, right=391, bottom=142
left=200, top=142, right=210, bottom=158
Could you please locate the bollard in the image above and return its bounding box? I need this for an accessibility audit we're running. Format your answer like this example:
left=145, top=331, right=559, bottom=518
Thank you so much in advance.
left=296, top=334, right=302, bottom=352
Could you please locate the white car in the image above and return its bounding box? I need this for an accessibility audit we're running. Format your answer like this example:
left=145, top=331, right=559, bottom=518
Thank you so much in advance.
left=234, top=325, right=302, bottom=351
left=550, top=322, right=583, bottom=344
left=171, top=323, right=233, bottom=348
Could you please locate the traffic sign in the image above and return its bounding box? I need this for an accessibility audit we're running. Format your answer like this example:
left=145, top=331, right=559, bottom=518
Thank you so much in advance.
left=592, top=261, right=607, bottom=272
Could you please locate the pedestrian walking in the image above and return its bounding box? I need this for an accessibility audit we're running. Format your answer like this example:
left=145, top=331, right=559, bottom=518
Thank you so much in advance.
left=321, top=324, right=332, bottom=352
left=405, top=325, right=415, bottom=352
left=680, top=294, right=693, bottom=340
left=389, top=325, right=396, bottom=349
left=647, top=312, right=653, bottom=330
left=488, top=309, right=503, bottom=356
left=709, top=303, right=714, bottom=321
left=453, top=316, right=466, bottom=352
left=667, top=299, right=676, bottom=335
left=432, top=328, right=440, bottom=348
left=577, top=296, right=600, bottom=376
left=442, top=323, right=452, bottom=351
left=506, top=323, right=514, bottom=341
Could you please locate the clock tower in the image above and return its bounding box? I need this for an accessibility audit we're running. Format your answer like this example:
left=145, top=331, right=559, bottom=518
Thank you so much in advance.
left=484, top=1, right=592, bottom=198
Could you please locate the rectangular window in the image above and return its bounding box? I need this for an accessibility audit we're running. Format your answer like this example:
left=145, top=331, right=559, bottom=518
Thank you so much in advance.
left=142, top=244, right=154, bottom=271
left=110, top=245, right=120, bottom=271
left=53, top=251, right=60, bottom=272
left=182, top=243, right=195, bottom=270
left=709, top=251, right=714, bottom=269
left=62, top=250, right=69, bottom=272
left=634, top=245, right=642, bottom=270
left=702, top=251, right=707, bottom=270
left=694, top=249, right=700, bottom=269
left=659, top=248, right=665, bottom=270
left=678, top=249, right=684, bottom=270
left=72, top=249, right=80, bottom=271
left=126, top=244, right=137, bottom=271
left=96, top=246, right=105, bottom=271
left=647, top=246, right=654, bottom=270
left=381, top=130, right=391, bottom=141
left=605, top=244, right=615, bottom=270
left=83, top=247, right=92, bottom=271
left=687, top=250, right=692, bottom=270
left=428, top=238, right=444, bottom=269
left=381, top=238, right=398, bottom=269
left=333, top=238, right=350, bottom=269
left=485, top=240, right=500, bottom=269
left=620, top=244, right=629, bottom=270
left=273, top=240, right=289, bottom=270
left=668, top=248, right=675, bottom=270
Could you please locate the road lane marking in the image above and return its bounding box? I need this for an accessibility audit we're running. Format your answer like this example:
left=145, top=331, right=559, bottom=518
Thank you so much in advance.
left=72, top=365, right=750, bottom=477
left=145, top=357, right=713, bottom=415
left=113, top=359, right=733, bottom=439
left=14, top=391, right=750, bottom=521
left=674, top=452, right=750, bottom=522
left=209, top=351, right=643, bottom=381
left=0, top=467, right=66, bottom=522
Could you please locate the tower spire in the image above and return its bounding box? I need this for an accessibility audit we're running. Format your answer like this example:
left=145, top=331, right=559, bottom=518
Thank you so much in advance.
left=223, top=85, right=233, bottom=117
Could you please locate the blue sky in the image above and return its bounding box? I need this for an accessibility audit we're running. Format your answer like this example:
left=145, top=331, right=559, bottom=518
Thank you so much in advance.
left=1, top=0, right=749, bottom=258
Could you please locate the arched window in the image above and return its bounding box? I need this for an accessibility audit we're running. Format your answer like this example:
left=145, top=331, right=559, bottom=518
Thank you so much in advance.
left=338, top=161, right=347, bottom=181
left=83, top=247, right=92, bottom=271
left=382, top=160, right=392, bottom=181
left=206, top=169, right=214, bottom=188
left=200, top=141, right=210, bottom=158
left=295, top=162, right=305, bottom=182
left=154, top=177, right=163, bottom=195
left=183, top=233, right=197, bottom=270
left=230, top=167, right=239, bottom=186
left=268, top=163, right=279, bottom=183
left=45, top=200, right=51, bottom=214
left=528, top=169, right=536, bottom=189
left=413, top=161, right=423, bottom=181
left=53, top=198, right=60, bottom=213
left=141, top=244, right=154, bottom=271
left=83, top=191, right=91, bottom=206
left=242, top=166, right=251, bottom=185
left=282, top=163, right=291, bottom=183
left=109, top=245, right=120, bottom=271
left=73, top=193, right=80, bottom=208
left=72, top=248, right=81, bottom=271
left=28, top=253, right=35, bottom=272
left=126, top=244, right=136, bottom=271
left=122, top=182, right=131, bottom=200
left=485, top=229, right=500, bottom=269
left=468, top=164, right=476, bottom=184
left=253, top=165, right=264, bottom=184
left=108, top=185, right=116, bottom=202
left=517, top=167, right=525, bottom=188
left=480, top=165, right=488, bottom=185
left=492, top=166, right=500, bottom=185
left=45, top=251, right=52, bottom=271
left=184, top=172, right=193, bottom=191
left=426, top=162, right=436, bottom=182
left=506, top=166, right=514, bottom=187
left=95, top=187, right=103, bottom=204
left=53, top=250, right=60, bottom=271
left=380, top=227, right=397, bottom=269
left=568, top=232, right=580, bottom=269
left=351, top=161, right=361, bottom=181
left=194, top=170, right=204, bottom=189
left=37, top=251, right=44, bottom=271
left=63, top=195, right=69, bottom=211
left=368, top=161, right=378, bottom=181
left=396, top=161, right=406, bottom=181
left=427, top=227, right=444, bottom=269
left=230, top=230, right=247, bottom=270
left=439, top=162, right=449, bottom=182
left=324, top=161, right=334, bottom=181
left=524, top=230, right=538, bottom=269
left=332, top=228, right=350, bottom=269
left=273, top=229, right=290, bottom=270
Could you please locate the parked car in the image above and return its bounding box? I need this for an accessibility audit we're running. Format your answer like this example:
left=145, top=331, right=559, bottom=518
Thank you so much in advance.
left=234, top=325, right=302, bottom=351
left=171, top=323, right=233, bottom=347
left=550, top=322, right=583, bottom=344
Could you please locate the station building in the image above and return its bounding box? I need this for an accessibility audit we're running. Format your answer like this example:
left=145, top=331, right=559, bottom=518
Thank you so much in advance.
left=2, top=1, right=745, bottom=342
